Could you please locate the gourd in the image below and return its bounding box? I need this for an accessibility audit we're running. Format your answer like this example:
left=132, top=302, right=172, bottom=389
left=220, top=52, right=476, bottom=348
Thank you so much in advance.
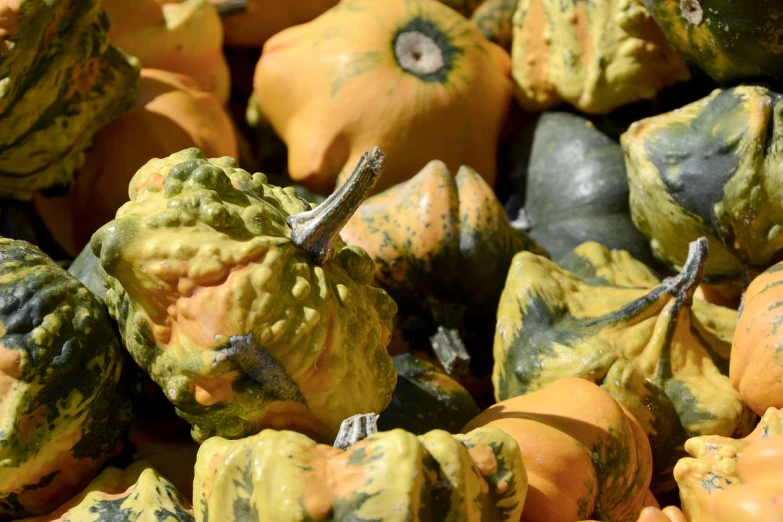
left=463, top=377, right=655, bottom=522
left=0, top=238, right=134, bottom=518
left=492, top=238, right=755, bottom=493
left=505, top=111, right=654, bottom=264
left=252, top=0, right=513, bottom=195
left=33, top=68, right=239, bottom=258
left=0, top=0, right=140, bottom=200
left=623, top=85, right=783, bottom=294
left=91, top=147, right=398, bottom=444
left=193, top=425, right=527, bottom=521
left=340, top=160, right=546, bottom=377
left=674, top=407, right=783, bottom=522
left=470, top=0, right=516, bottom=49
left=102, top=0, right=230, bottom=104
left=21, top=461, right=194, bottom=522
left=511, top=0, right=690, bottom=114
left=642, top=0, right=783, bottom=84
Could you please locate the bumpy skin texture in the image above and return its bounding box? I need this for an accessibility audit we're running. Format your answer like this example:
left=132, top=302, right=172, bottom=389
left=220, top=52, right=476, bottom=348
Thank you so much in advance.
left=511, top=0, right=690, bottom=114
left=642, top=0, right=783, bottom=84
left=22, top=461, right=194, bottom=522
left=92, top=148, right=397, bottom=444
left=493, top=242, right=755, bottom=493
left=253, top=0, right=512, bottom=195
left=0, top=238, right=132, bottom=518
left=674, top=408, right=783, bottom=522
left=623, top=86, right=783, bottom=291
left=193, top=426, right=527, bottom=521
left=0, top=0, right=140, bottom=200
left=464, top=378, right=655, bottom=522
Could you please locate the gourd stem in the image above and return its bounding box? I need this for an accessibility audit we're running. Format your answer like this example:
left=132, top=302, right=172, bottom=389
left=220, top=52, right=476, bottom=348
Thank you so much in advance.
left=333, top=413, right=379, bottom=450
left=430, top=326, right=471, bottom=378
left=663, top=236, right=708, bottom=304
left=287, top=148, right=385, bottom=266
left=214, top=0, right=247, bottom=16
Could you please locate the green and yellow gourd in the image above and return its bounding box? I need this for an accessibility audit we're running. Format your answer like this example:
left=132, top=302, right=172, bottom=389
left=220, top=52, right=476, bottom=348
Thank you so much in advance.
left=0, top=0, right=140, bottom=200
left=469, top=0, right=517, bottom=50
left=623, top=85, right=783, bottom=296
left=0, top=238, right=134, bottom=519
left=511, top=0, right=690, bottom=114
left=493, top=238, right=755, bottom=493
left=92, top=147, right=398, bottom=444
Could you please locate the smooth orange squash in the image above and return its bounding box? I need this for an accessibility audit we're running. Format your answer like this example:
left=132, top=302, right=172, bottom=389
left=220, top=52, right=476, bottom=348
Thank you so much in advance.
left=253, top=0, right=512, bottom=195
left=33, top=69, right=238, bottom=257
left=463, top=377, right=654, bottom=522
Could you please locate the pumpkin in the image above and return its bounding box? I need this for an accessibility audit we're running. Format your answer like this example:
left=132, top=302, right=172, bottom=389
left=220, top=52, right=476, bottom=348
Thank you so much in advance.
left=492, top=238, right=755, bottom=493
left=623, top=85, right=783, bottom=294
left=0, top=238, right=134, bottom=518
left=33, top=68, right=239, bottom=258
left=252, top=0, right=512, bottom=195
left=0, top=0, right=140, bottom=200
left=674, top=407, right=783, bottom=522
left=510, top=0, right=690, bottom=114
left=340, top=160, right=546, bottom=377
left=377, top=353, right=481, bottom=435
left=21, top=461, right=194, bottom=522
left=582, top=506, right=688, bottom=522
left=193, top=425, right=527, bottom=521
left=641, top=0, right=783, bottom=84
left=470, top=0, right=516, bottom=49
left=504, top=111, right=654, bottom=265
left=91, top=147, right=397, bottom=444
left=464, top=377, right=654, bottom=522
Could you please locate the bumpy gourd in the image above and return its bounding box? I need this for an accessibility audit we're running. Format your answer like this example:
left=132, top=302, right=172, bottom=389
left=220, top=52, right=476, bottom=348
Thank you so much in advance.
left=92, top=147, right=398, bottom=444
left=193, top=426, right=527, bottom=521
left=511, top=0, right=690, bottom=114
left=0, top=0, right=140, bottom=200
left=493, top=239, right=755, bottom=493
left=253, top=0, right=512, bottom=195
left=674, top=408, right=783, bottom=522
left=623, top=86, right=783, bottom=293
left=0, top=238, right=133, bottom=518
left=464, top=377, right=655, bottom=522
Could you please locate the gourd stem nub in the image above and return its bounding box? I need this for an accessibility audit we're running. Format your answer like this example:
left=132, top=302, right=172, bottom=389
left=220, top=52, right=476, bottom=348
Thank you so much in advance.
left=334, top=413, right=379, bottom=450
left=665, top=236, right=708, bottom=304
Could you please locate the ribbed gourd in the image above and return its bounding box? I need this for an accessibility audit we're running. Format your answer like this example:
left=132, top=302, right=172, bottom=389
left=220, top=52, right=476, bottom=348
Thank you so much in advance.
left=492, top=239, right=755, bottom=493
left=0, top=0, right=140, bottom=200
left=91, top=147, right=398, bottom=444
left=0, top=238, right=134, bottom=519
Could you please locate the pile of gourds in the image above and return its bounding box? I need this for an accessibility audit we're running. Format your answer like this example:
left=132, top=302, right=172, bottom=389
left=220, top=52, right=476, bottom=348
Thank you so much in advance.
left=1, top=0, right=782, bottom=520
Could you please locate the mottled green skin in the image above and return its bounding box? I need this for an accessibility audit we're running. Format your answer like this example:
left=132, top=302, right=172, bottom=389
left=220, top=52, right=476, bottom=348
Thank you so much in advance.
left=0, top=238, right=132, bottom=519
left=0, top=0, right=140, bottom=200
left=642, top=0, right=783, bottom=83
left=470, top=0, right=516, bottom=49
left=507, top=112, right=654, bottom=265
left=377, top=354, right=480, bottom=434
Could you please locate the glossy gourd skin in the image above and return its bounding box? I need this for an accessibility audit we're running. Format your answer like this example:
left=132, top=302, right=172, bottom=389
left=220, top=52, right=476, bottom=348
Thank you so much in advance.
left=623, top=86, right=783, bottom=292
left=642, top=0, right=783, bottom=84
left=253, top=0, right=512, bottom=195
left=193, top=426, right=527, bottom=521
left=464, top=378, right=655, bottom=522
left=0, top=239, right=133, bottom=518
left=730, top=261, right=783, bottom=416
left=511, top=0, right=690, bottom=114
left=33, top=69, right=239, bottom=258
left=674, top=408, right=783, bottom=522
left=0, top=0, right=140, bottom=200
left=493, top=240, right=755, bottom=493
left=92, top=148, right=398, bottom=444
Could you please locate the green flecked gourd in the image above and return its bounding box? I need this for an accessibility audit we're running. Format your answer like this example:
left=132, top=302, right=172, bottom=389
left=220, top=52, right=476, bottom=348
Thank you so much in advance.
left=0, top=0, right=140, bottom=200
left=623, top=86, right=783, bottom=293
left=506, top=112, right=654, bottom=265
left=492, top=238, right=756, bottom=494
left=91, top=147, right=398, bottom=444
left=641, top=0, right=783, bottom=84
left=470, top=0, right=517, bottom=49
left=21, top=461, right=194, bottom=522
left=0, top=238, right=133, bottom=519
left=193, top=426, right=527, bottom=521
left=511, top=0, right=691, bottom=114
left=377, top=354, right=481, bottom=435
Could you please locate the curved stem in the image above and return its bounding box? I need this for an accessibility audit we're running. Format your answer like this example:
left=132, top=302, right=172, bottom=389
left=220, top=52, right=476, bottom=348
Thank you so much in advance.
left=662, top=236, right=708, bottom=304
left=287, top=148, right=385, bottom=266
left=333, top=413, right=379, bottom=450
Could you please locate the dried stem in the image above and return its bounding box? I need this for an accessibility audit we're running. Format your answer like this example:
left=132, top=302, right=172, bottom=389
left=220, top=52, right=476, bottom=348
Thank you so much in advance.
left=333, top=413, right=379, bottom=450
